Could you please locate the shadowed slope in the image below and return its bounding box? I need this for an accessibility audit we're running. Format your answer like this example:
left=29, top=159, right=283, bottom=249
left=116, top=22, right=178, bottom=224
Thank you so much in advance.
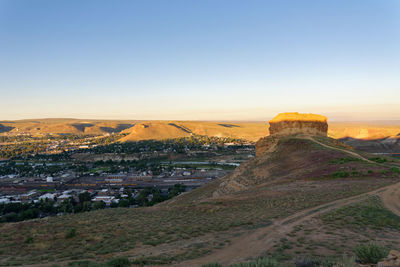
left=119, top=122, right=192, bottom=141
left=168, top=135, right=396, bottom=205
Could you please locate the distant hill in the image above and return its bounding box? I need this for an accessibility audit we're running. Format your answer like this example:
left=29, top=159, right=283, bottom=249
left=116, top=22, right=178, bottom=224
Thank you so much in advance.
left=1, top=118, right=400, bottom=152
left=0, top=118, right=137, bottom=135
left=120, top=121, right=269, bottom=142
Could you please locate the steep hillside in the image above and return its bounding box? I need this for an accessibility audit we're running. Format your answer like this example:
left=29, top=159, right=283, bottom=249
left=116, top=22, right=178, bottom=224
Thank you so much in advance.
left=173, top=135, right=398, bottom=204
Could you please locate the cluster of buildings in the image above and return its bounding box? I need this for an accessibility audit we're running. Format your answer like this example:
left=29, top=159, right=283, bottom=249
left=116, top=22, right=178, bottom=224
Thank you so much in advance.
left=0, top=187, right=141, bottom=206
left=0, top=164, right=233, bottom=205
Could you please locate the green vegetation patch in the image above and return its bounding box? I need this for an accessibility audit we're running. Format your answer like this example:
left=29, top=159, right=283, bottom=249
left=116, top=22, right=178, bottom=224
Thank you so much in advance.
left=354, top=243, right=389, bottom=264
left=330, top=157, right=362, bottom=164
left=68, top=257, right=131, bottom=267
left=321, top=196, right=400, bottom=230
left=390, top=167, right=400, bottom=174
left=369, top=157, right=387, bottom=163
left=230, top=257, right=280, bottom=267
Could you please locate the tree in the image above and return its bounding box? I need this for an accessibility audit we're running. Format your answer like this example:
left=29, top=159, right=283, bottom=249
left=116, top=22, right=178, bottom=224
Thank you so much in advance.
left=82, top=201, right=92, bottom=212
left=78, top=192, right=91, bottom=203
left=93, top=201, right=106, bottom=210
left=118, top=199, right=130, bottom=207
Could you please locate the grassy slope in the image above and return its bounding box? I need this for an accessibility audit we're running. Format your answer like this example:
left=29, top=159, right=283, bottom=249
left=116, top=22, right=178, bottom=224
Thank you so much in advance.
left=1, top=136, right=399, bottom=266
left=264, top=196, right=400, bottom=262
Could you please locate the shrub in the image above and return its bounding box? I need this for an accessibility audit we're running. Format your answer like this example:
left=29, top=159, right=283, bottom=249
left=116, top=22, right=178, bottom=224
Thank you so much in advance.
left=202, top=263, right=222, bottom=267
left=335, top=255, right=356, bottom=267
left=390, top=167, right=400, bottom=174
left=330, top=170, right=350, bottom=178
left=68, top=261, right=102, bottom=267
left=294, top=258, right=318, bottom=267
left=369, top=157, right=387, bottom=163
left=24, top=236, right=34, bottom=244
left=230, top=257, right=280, bottom=267
left=330, top=157, right=361, bottom=164
left=65, top=228, right=76, bottom=239
left=354, top=243, right=388, bottom=264
left=294, top=255, right=355, bottom=267
left=106, top=257, right=130, bottom=267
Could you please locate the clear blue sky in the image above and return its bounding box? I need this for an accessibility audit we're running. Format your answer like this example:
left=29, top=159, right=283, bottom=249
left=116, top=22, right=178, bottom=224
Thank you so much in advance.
left=1, top=0, right=399, bottom=121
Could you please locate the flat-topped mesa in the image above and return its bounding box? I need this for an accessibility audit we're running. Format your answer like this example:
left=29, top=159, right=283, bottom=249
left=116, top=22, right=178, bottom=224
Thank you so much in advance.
left=255, top=112, right=328, bottom=157
left=269, top=112, right=328, bottom=136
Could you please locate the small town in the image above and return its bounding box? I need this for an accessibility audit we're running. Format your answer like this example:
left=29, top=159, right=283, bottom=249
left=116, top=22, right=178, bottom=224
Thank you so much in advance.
left=0, top=133, right=254, bottom=222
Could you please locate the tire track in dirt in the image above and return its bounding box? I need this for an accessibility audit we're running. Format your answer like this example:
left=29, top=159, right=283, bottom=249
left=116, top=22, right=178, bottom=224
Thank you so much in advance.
left=381, top=181, right=400, bottom=217
left=174, top=182, right=400, bottom=266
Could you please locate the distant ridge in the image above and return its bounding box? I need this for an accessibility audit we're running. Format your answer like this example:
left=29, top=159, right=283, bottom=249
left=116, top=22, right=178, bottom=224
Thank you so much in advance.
left=0, top=118, right=399, bottom=145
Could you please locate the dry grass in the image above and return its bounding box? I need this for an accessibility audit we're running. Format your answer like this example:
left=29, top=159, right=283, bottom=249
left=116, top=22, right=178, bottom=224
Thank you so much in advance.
left=0, top=136, right=399, bottom=265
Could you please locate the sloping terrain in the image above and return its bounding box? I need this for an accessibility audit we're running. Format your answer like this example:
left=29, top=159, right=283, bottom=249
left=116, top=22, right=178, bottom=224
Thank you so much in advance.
left=120, top=121, right=269, bottom=142
left=329, top=122, right=400, bottom=140
left=1, top=119, right=400, bottom=153
left=119, top=122, right=192, bottom=141
left=339, top=136, right=400, bottom=153
left=1, top=135, right=399, bottom=266
left=0, top=119, right=136, bottom=135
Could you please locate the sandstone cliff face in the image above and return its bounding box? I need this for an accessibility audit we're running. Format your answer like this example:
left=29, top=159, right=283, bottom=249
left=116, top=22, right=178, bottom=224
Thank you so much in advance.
left=269, top=121, right=328, bottom=136
left=255, top=112, right=328, bottom=157
left=269, top=112, right=328, bottom=136
left=255, top=136, right=278, bottom=157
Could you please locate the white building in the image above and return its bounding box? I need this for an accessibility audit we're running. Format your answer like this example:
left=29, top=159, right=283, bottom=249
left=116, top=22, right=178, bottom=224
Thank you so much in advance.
left=39, top=193, right=56, bottom=201
left=93, top=196, right=116, bottom=206
left=0, top=198, right=10, bottom=204
left=57, top=194, right=71, bottom=202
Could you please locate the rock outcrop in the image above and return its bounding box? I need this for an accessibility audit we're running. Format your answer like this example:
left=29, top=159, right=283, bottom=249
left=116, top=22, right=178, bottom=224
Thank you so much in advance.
left=377, top=250, right=400, bottom=267
left=269, top=112, right=328, bottom=136
left=255, top=112, right=328, bottom=157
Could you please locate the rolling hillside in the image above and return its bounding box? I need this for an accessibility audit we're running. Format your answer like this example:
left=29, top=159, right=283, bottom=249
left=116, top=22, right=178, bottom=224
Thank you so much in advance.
left=1, top=134, right=399, bottom=266
left=0, top=119, right=137, bottom=135
left=119, top=121, right=269, bottom=142
left=1, top=119, right=400, bottom=156
left=1, top=119, right=399, bottom=143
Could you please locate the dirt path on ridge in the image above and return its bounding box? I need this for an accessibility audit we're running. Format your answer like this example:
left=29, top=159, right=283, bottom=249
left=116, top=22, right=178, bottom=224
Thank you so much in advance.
left=381, top=181, right=400, bottom=217
left=174, top=182, right=400, bottom=266
left=307, top=136, right=374, bottom=163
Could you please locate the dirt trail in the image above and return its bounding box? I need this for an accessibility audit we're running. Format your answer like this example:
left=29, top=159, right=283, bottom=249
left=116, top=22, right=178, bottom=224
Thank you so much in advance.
left=381, top=181, right=400, bottom=217
left=174, top=137, right=400, bottom=266
left=307, top=136, right=374, bottom=163
left=28, top=182, right=400, bottom=267
left=174, top=182, right=400, bottom=267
